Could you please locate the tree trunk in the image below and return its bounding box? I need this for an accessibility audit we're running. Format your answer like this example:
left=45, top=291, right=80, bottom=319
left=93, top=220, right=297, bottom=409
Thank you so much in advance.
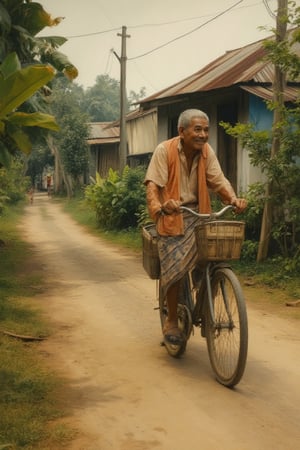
left=257, top=0, right=287, bottom=262
left=46, top=135, right=73, bottom=198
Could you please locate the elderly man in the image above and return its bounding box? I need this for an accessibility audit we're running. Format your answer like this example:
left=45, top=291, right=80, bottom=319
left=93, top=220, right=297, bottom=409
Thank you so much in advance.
left=145, top=109, right=247, bottom=345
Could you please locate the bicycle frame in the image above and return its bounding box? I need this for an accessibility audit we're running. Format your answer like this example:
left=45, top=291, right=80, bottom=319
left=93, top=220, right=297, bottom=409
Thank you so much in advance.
left=187, top=261, right=232, bottom=330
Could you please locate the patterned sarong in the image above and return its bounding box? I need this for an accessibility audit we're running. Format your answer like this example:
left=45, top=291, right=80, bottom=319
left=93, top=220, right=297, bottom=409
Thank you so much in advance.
left=157, top=213, right=200, bottom=298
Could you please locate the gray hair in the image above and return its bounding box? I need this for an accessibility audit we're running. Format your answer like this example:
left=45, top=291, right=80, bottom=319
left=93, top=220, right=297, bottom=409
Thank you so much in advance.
left=177, top=109, right=209, bottom=129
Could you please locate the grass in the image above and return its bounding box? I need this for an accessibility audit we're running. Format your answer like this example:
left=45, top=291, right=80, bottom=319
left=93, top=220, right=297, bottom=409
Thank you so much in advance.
left=233, top=258, right=300, bottom=299
left=0, top=205, right=73, bottom=450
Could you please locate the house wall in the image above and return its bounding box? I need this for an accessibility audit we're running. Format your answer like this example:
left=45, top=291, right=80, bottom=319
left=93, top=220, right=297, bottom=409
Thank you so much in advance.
left=237, top=93, right=272, bottom=191
left=88, top=146, right=97, bottom=181
left=127, top=110, right=157, bottom=155
left=249, top=95, right=273, bottom=130
left=90, top=143, right=119, bottom=178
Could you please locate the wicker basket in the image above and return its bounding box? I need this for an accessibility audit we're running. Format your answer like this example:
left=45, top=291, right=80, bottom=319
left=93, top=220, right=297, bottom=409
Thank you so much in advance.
left=142, top=224, right=160, bottom=279
left=194, top=220, right=245, bottom=262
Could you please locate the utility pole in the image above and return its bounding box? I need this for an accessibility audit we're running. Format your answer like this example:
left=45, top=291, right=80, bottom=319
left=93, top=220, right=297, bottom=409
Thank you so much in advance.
left=113, top=26, right=130, bottom=172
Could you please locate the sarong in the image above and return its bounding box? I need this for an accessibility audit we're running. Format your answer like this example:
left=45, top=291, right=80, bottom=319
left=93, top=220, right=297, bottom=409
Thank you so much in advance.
left=157, top=213, right=200, bottom=298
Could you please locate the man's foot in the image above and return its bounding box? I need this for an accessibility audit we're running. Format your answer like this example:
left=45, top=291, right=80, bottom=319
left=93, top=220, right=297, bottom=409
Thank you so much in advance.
left=163, top=319, right=184, bottom=345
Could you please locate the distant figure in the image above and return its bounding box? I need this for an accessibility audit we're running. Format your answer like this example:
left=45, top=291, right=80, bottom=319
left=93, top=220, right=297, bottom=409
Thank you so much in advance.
left=46, top=175, right=52, bottom=196
left=28, top=186, right=34, bottom=204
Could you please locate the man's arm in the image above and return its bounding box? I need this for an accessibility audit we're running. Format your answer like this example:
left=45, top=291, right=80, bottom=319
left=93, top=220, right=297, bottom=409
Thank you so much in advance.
left=146, top=181, right=162, bottom=222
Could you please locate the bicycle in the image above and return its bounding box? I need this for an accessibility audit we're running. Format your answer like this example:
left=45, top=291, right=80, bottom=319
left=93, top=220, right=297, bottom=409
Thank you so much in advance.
left=157, top=205, right=248, bottom=388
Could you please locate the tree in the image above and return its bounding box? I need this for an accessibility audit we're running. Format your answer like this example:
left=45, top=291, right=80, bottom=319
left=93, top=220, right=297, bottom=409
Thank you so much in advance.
left=82, top=74, right=120, bottom=121
left=26, top=144, right=54, bottom=187
left=128, top=87, right=146, bottom=110
left=49, top=78, right=89, bottom=197
left=257, top=0, right=288, bottom=261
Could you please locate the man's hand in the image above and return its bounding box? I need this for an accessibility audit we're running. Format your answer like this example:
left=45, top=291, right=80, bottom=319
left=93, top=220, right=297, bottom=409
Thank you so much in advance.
left=232, top=197, right=247, bottom=214
left=162, top=199, right=181, bottom=215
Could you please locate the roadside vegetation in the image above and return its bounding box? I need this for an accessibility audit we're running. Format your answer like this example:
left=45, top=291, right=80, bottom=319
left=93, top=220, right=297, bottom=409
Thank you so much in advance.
left=0, top=205, right=75, bottom=449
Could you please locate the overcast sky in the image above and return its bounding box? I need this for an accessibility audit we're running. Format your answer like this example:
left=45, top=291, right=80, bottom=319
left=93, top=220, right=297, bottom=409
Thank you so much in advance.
left=39, top=0, right=281, bottom=96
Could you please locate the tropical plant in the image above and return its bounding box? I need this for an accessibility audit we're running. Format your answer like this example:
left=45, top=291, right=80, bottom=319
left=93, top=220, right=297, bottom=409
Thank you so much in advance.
left=0, top=52, right=59, bottom=167
left=0, top=0, right=78, bottom=81
left=85, top=166, right=147, bottom=230
left=0, top=1, right=80, bottom=169
left=0, top=158, right=29, bottom=213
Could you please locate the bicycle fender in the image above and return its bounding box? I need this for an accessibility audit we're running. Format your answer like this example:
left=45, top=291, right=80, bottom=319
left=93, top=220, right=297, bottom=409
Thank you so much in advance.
left=211, top=261, right=232, bottom=274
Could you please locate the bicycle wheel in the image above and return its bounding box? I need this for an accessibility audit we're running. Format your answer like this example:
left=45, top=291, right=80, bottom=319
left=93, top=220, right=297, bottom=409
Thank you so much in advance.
left=205, top=267, right=248, bottom=387
left=158, top=278, right=192, bottom=358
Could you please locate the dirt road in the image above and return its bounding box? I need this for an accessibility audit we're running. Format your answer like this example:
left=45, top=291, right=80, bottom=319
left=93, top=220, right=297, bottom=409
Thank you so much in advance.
left=20, top=193, right=300, bottom=450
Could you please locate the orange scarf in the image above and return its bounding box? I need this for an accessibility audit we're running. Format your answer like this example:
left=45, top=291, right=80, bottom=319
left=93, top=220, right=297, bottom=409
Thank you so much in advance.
left=157, top=137, right=211, bottom=236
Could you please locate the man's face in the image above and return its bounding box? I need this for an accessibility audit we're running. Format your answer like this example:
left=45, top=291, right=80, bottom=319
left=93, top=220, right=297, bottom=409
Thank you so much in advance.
left=179, top=117, right=209, bottom=151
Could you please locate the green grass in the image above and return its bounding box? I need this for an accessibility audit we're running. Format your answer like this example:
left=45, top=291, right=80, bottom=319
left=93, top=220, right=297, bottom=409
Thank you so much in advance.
left=0, top=205, right=74, bottom=449
left=233, top=259, right=300, bottom=299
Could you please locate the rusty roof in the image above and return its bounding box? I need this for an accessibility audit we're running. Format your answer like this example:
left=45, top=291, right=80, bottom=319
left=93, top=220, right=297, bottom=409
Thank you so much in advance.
left=87, top=122, right=119, bottom=145
left=241, top=85, right=299, bottom=102
left=140, top=30, right=300, bottom=105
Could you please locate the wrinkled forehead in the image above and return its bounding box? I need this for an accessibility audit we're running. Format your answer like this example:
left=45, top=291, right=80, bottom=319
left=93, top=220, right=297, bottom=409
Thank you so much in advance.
left=188, top=117, right=209, bottom=128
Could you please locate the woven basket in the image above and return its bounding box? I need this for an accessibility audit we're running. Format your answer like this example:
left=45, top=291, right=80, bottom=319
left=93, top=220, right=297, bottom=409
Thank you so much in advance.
left=142, top=224, right=160, bottom=279
left=194, top=220, right=245, bottom=262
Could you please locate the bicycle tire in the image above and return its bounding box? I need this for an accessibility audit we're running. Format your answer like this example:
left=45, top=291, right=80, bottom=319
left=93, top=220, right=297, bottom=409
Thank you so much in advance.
left=158, top=279, right=191, bottom=358
left=205, top=267, right=248, bottom=387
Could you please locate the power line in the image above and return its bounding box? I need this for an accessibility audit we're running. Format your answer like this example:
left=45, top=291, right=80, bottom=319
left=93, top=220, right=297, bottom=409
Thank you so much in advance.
left=66, top=26, right=120, bottom=39
left=262, top=0, right=276, bottom=19
left=65, top=0, right=258, bottom=40
left=104, top=48, right=114, bottom=74
left=129, top=1, right=263, bottom=29
left=128, top=0, right=244, bottom=61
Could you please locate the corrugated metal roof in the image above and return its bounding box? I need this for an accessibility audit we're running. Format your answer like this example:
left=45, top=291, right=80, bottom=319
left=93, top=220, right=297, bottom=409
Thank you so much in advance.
left=108, top=107, right=157, bottom=127
left=87, top=122, right=119, bottom=144
left=140, top=31, right=300, bottom=104
left=241, top=85, right=299, bottom=102
left=125, top=107, right=156, bottom=121
left=88, top=137, right=120, bottom=145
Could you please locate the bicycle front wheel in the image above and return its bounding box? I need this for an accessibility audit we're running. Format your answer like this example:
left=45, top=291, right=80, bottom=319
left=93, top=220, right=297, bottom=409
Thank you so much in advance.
left=205, top=267, right=248, bottom=387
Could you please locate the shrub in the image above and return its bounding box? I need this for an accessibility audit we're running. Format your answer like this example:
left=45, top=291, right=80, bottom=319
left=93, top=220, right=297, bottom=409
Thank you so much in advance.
left=85, top=166, right=147, bottom=230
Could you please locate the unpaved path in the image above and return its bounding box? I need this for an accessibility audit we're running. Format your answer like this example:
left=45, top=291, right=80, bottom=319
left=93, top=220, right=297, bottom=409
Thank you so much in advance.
left=20, top=193, right=300, bottom=450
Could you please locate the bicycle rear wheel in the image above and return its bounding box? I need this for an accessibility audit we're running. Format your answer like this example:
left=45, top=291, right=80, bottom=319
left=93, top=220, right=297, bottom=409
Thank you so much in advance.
left=205, top=267, right=248, bottom=387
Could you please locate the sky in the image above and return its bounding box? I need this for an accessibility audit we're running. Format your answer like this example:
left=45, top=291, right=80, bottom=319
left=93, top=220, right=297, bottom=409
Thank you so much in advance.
left=38, top=0, right=283, bottom=97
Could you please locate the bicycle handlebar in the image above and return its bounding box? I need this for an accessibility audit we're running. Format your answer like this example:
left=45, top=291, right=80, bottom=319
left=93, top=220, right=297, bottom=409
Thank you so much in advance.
left=180, top=205, right=235, bottom=220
